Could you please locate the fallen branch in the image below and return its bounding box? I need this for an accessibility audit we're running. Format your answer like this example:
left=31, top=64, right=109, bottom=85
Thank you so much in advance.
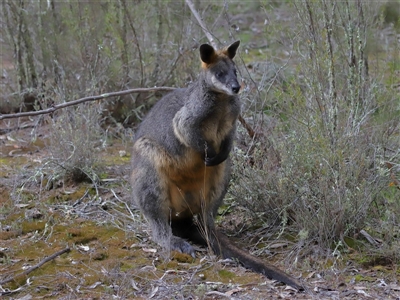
left=0, top=87, right=175, bottom=120
left=0, top=247, right=71, bottom=285
left=359, top=230, right=382, bottom=247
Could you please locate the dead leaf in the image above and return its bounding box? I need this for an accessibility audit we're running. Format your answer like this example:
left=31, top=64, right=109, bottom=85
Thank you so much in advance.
left=389, top=284, right=400, bottom=291
left=88, top=281, right=102, bottom=289
left=306, top=271, right=316, bottom=279
left=354, top=285, right=367, bottom=290
left=141, top=265, right=156, bottom=271
left=142, top=247, right=157, bottom=253
left=269, top=242, right=289, bottom=249
left=9, top=149, right=22, bottom=156
left=284, top=285, right=299, bottom=291
left=356, top=289, right=372, bottom=298
left=77, top=244, right=90, bottom=252
left=131, top=279, right=140, bottom=291
left=225, top=287, right=243, bottom=296
left=149, top=286, right=158, bottom=298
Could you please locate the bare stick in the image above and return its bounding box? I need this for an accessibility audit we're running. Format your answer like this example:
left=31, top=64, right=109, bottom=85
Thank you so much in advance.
left=238, top=115, right=256, bottom=139
left=185, top=0, right=217, bottom=49
left=0, top=87, right=175, bottom=120
left=0, top=247, right=71, bottom=285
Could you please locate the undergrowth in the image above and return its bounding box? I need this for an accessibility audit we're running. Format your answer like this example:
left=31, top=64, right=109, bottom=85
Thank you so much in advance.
left=229, top=0, right=400, bottom=261
left=46, top=103, right=105, bottom=184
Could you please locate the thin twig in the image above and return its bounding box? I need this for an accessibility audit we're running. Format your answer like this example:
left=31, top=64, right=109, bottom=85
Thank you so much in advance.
left=238, top=115, right=256, bottom=139
left=120, top=0, right=144, bottom=87
left=0, top=87, right=175, bottom=120
left=185, top=0, right=217, bottom=48
left=0, top=247, right=71, bottom=285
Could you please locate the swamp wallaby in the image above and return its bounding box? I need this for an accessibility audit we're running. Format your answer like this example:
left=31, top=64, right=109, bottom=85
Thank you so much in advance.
left=130, top=41, right=303, bottom=290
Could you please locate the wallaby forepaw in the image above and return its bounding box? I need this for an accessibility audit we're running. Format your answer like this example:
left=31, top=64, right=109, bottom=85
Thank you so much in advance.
left=171, top=236, right=196, bottom=258
left=205, top=156, right=223, bottom=166
left=205, top=157, right=216, bottom=166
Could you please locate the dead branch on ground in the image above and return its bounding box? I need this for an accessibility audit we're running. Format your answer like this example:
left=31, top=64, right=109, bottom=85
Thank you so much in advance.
left=0, top=247, right=71, bottom=286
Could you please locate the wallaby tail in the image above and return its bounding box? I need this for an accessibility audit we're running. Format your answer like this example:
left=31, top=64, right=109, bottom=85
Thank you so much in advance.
left=212, top=230, right=304, bottom=291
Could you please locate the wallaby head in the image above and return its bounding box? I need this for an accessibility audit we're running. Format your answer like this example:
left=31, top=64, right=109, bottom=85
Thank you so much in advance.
left=199, top=41, right=241, bottom=96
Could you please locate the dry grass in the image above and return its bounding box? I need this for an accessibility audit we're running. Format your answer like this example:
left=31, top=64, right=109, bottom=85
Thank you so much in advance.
left=0, top=1, right=399, bottom=298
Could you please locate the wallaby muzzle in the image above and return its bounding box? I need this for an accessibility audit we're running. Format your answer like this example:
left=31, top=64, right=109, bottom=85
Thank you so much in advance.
left=231, top=81, right=240, bottom=94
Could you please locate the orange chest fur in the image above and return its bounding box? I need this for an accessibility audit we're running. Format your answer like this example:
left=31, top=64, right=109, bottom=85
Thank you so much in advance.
left=160, top=150, right=226, bottom=220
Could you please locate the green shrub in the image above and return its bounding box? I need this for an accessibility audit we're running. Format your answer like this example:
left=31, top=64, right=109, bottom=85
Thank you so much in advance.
left=46, top=103, right=105, bottom=184
left=230, top=0, right=400, bottom=255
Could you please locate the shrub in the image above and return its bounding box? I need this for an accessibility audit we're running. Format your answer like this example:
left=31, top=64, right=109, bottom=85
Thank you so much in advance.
left=230, top=0, right=399, bottom=255
left=46, top=103, right=105, bottom=184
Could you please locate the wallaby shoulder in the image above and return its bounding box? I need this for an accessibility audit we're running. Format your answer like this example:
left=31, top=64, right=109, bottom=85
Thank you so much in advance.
left=134, top=88, right=186, bottom=143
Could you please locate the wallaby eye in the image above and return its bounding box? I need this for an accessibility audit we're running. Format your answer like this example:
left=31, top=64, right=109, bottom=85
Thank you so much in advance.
left=234, top=70, right=237, bottom=76
left=216, top=71, right=224, bottom=78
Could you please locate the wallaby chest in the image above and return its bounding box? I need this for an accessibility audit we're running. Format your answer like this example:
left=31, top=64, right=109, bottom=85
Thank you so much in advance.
left=200, top=96, right=239, bottom=149
left=160, top=146, right=226, bottom=219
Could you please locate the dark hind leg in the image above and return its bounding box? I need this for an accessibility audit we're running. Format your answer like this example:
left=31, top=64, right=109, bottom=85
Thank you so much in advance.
left=131, top=158, right=196, bottom=257
left=171, top=218, right=209, bottom=246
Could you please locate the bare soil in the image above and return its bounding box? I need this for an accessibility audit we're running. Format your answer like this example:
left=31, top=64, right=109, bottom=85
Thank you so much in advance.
left=1, top=121, right=399, bottom=299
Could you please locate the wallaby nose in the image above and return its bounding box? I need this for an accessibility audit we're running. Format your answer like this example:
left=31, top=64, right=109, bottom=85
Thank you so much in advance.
left=232, top=84, right=240, bottom=94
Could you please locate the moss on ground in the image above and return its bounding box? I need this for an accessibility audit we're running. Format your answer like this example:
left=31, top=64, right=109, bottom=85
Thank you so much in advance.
left=1, top=130, right=399, bottom=298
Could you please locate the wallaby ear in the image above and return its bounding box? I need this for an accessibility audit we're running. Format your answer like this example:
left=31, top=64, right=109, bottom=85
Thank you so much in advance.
left=224, top=40, right=240, bottom=59
left=200, top=44, right=216, bottom=64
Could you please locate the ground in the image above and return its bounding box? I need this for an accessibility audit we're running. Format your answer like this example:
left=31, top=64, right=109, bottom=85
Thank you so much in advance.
left=0, top=119, right=399, bottom=300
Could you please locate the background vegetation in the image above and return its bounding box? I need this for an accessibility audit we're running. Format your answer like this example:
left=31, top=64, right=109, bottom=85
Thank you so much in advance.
left=0, top=0, right=399, bottom=298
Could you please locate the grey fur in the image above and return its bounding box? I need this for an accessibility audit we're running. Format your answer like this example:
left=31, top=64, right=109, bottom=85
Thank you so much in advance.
left=130, top=41, right=241, bottom=256
left=129, top=41, right=304, bottom=290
